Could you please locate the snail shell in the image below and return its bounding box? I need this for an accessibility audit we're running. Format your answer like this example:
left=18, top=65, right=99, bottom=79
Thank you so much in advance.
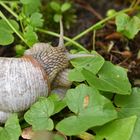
left=0, top=56, right=49, bottom=113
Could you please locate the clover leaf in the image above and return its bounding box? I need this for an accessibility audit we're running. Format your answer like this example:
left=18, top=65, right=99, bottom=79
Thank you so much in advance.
left=0, top=19, right=19, bottom=45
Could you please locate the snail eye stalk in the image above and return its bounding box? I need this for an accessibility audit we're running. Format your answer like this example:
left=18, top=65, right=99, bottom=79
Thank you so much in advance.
left=58, top=17, right=64, bottom=48
left=67, top=53, right=95, bottom=60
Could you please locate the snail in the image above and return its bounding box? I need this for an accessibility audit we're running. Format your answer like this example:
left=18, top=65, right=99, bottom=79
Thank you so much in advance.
left=0, top=19, right=93, bottom=123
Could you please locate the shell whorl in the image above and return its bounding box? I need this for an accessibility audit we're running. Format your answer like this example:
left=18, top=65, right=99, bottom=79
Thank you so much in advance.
left=0, top=57, right=49, bottom=113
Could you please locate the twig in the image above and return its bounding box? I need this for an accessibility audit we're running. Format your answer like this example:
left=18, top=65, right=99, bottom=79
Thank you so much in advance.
left=92, top=30, right=96, bottom=50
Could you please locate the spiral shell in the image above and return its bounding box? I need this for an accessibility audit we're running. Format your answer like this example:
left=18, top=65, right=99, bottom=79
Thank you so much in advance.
left=0, top=56, right=49, bottom=113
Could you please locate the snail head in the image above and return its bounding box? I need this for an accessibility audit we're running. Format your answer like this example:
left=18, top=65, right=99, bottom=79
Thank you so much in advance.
left=24, top=18, right=93, bottom=83
left=24, top=18, right=68, bottom=83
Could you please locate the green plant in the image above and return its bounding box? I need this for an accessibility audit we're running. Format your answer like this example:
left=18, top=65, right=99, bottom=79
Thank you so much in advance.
left=0, top=0, right=44, bottom=53
left=45, top=0, right=76, bottom=29
left=0, top=0, right=79, bottom=55
left=0, top=0, right=140, bottom=140
left=116, top=13, right=140, bottom=39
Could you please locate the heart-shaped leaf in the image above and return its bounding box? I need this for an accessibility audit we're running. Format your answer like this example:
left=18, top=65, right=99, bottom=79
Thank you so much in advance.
left=24, top=97, right=54, bottom=131
left=56, top=84, right=117, bottom=135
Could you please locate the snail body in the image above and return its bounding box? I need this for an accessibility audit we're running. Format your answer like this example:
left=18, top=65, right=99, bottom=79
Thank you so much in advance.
left=0, top=19, right=93, bottom=123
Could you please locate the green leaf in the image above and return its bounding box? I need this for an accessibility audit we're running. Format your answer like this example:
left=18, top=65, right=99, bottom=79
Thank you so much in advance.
left=68, top=68, right=85, bottom=82
left=54, top=14, right=62, bottom=23
left=30, top=12, right=44, bottom=27
left=15, top=44, right=26, bottom=56
left=70, top=51, right=104, bottom=74
left=24, top=97, right=54, bottom=131
left=0, top=19, right=19, bottom=33
left=69, top=51, right=104, bottom=82
left=20, top=0, right=33, bottom=4
left=116, top=13, right=140, bottom=39
left=24, top=26, right=38, bottom=46
left=61, top=2, right=71, bottom=12
left=124, top=16, right=140, bottom=39
left=82, top=61, right=131, bottom=95
left=0, top=29, right=14, bottom=45
left=0, top=19, right=19, bottom=45
left=115, top=88, right=140, bottom=140
left=116, top=13, right=129, bottom=32
left=48, top=94, right=66, bottom=115
left=56, top=84, right=117, bottom=136
left=95, top=115, right=137, bottom=140
left=21, top=0, right=41, bottom=16
left=0, top=114, right=21, bottom=140
left=54, top=133, right=66, bottom=140
left=50, top=1, right=61, bottom=12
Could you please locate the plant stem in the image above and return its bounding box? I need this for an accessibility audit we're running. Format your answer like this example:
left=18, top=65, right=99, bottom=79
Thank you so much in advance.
left=0, top=11, right=29, bottom=46
left=65, top=8, right=132, bottom=46
left=0, top=1, right=25, bottom=33
left=0, top=1, right=20, bottom=3
left=37, top=28, right=89, bottom=52
left=0, top=2, right=18, bottom=19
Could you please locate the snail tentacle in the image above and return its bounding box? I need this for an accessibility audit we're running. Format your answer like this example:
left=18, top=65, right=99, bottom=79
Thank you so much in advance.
left=58, top=17, right=64, bottom=48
